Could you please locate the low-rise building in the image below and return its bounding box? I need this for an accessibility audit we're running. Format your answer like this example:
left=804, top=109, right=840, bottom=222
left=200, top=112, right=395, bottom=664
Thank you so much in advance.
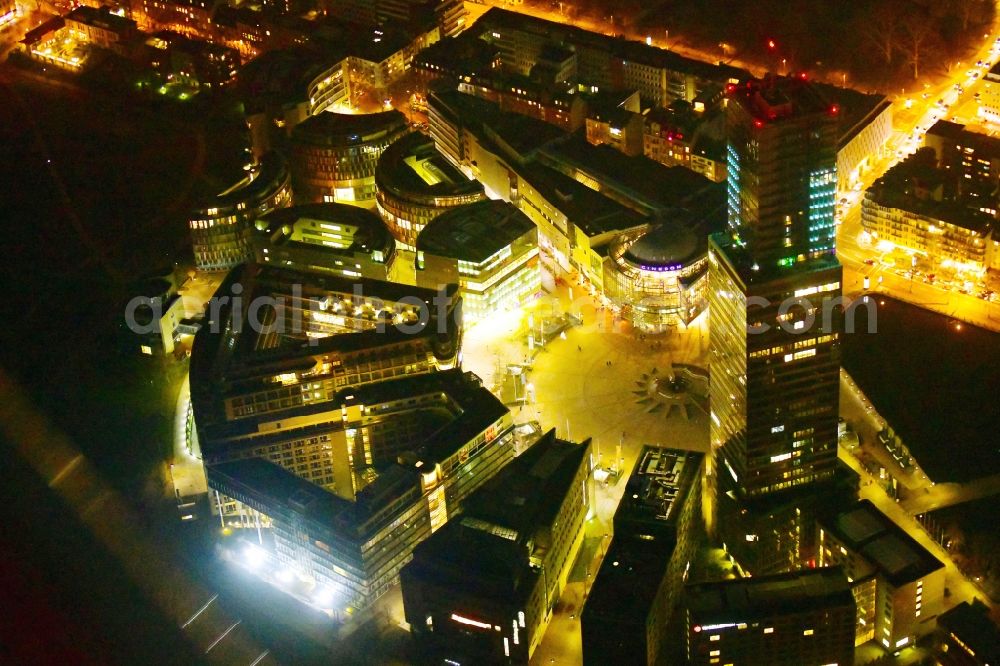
left=189, top=152, right=293, bottom=270
left=143, top=30, right=239, bottom=88
left=685, top=567, right=857, bottom=666
left=416, top=200, right=539, bottom=322
left=374, top=131, right=486, bottom=251
left=582, top=448, right=704, bottom=666
left=289, top=110, right=410, bottom=207
left=252, top=203, right=396, bottom=280
left=817, top=499, right=945, bottom=651
left=586, top=107, right=644, bottom=156
left=458, top=71, right=587, bottom=131
left=401, top=430, right=593, bottom=664
left=65, top=5, right=138, bottom=55
left=206, top=368, right=514, bottom=613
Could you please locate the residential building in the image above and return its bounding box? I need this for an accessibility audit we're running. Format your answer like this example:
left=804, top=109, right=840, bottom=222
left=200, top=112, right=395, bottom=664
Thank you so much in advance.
left=416, top=200, right=539, bottom=322
left=252, top=203, right=396, bottom=280
left=458, top=71, right=587, bottom=131
left=205, top=368, right=514, bottom=612
left=374, top=132, right=486, bottom=251
left=475, top=8, right=746, bottom=108
left=586, top=107, right=644, bottom=156
left=142, top=30, right=239, bottom=88
left=818, top=500, right=946, bottom=650
left=127, top=274, right=185, bottom=356
left=289, top=110, right=410, bottom=206
left=862, top=149, right=995, bottom=274
left=64, top=6, right=138, bottom=55
left=582, top=448, right=704, bottom=666
left=924, top=119, right=1000, bottom=206
left=189, top=152, right=292, bottom=270
left=685, top=567, right=856, bottom=666
left=401, top=430, right=593, bottom=664
left=978, top=62, right=1000, bottom=124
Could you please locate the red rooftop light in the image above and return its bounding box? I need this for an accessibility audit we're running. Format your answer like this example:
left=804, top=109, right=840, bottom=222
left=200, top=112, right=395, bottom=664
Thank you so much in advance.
left=754, top=119, right=765, bottom=128
left=767, top=39, right=776, bottom=49
left=798, top=71, right=808, bottom=80
left=830, top=104, right=839, bottom=115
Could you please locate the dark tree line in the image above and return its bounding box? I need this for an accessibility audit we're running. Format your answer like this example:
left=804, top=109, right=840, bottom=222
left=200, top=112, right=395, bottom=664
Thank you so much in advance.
left=546, top=0, right=994, bottom=89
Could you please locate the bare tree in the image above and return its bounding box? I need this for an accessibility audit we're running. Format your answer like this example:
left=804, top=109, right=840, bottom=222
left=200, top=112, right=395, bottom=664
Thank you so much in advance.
left=857, top=2, right=903, bottom=65
left=899, top=12, right=939, bottom=79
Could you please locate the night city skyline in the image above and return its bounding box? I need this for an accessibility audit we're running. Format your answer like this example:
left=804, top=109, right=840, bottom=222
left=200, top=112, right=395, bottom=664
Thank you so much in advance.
left=1, top=0, right=999, bottom=665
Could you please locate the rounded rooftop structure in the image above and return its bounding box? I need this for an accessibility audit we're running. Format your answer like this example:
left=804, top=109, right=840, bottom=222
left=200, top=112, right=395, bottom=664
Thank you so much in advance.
left=290, top=110, right=410, bottom=206
left=605, top=217, right=709, bottom=331
left=375, top=132, right=487, bottom=250
left=189, top=151, right=292, bottom=271
left=621, top=218, right=701, bottom=270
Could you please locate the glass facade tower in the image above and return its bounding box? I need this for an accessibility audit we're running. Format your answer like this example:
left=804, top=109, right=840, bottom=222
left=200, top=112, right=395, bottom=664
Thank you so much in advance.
left=709, top=76, right=849, bottom=572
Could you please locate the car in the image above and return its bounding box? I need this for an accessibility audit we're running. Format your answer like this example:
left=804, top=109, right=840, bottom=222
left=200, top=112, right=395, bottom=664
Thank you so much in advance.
left=922, top=92, right=931, bottom=100
left=864, top=258, right=876, bottom=266
left=975, top=92, right=981, bottom=98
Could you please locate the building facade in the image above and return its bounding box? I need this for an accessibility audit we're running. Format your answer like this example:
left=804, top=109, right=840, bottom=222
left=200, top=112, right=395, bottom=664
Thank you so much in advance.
left=189, top=152, right=293, bottom=270
left=374, top=131, right=487, bottom=251
left=289, top=110, right=410, bottom=207
left=401, top=430, right=593, bottom=664
left=252, top=202, right=396, bottom=280
left=582, top=448, right=704, bottom=666
left=685, top=567, right=856, bottom=666
left=416, top=200, right=540, bottom=322
left=603, top=219, right=709, bottom=330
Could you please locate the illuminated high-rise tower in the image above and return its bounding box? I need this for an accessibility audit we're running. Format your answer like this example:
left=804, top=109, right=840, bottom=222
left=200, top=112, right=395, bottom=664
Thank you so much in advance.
left=708, top=76, right=850, bottom=573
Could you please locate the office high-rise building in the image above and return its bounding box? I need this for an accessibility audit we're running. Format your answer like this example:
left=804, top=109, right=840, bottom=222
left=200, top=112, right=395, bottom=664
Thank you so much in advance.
left=725, top=75, right=839, bottom=263
left=709, top=76, right=848, bottom=572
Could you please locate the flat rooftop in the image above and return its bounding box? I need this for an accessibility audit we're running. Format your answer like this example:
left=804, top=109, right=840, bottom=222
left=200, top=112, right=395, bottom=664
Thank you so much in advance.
left=257, top=202, right=395, bottom=257
left=417, top=200, right=535, bottom=263
left=685, top=567, right=854, bottom=623
left=402, top=430, right=589, bottom=601
left=200, top=366, right=506, bottom=466
left=582, top=536, right=672, bottom=623
left=461, top=429, right=591, bottom=544
left=615, top=447, right=703, bottom=537
left=821, top=500, right=943, bottom=587
left=729, top=75, right=838, bottom=123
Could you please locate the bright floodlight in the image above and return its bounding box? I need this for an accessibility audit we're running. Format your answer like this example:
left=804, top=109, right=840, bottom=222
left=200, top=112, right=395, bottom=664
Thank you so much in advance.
left=243, top=544, right=265, bottom=569
left=314, top=586, right=336, bottom=607
left=277, top=568, right=295, bottom=583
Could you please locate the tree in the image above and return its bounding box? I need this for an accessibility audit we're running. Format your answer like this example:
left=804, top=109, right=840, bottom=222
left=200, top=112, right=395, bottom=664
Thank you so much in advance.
left=899, top=12, right=940, bottom=79
left=857, top=0, right=906, bottom=65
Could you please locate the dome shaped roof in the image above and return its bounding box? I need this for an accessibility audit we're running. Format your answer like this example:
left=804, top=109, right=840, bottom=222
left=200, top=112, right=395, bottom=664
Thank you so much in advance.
left=623, top=220, right=700, bottom=269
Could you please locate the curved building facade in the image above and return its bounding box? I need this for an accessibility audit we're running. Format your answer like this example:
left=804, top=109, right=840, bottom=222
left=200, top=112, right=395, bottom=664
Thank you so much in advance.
left=190, top=152, right=292, bottom=270
left=375, top=132, right=487, bottom=250
left=253, top=203, right=396, bottom=280
left=604, top=219, right=708, bottom=330
left=290, top=110, right=410, bottom=207
left=416, top=200, right=539, bottom=322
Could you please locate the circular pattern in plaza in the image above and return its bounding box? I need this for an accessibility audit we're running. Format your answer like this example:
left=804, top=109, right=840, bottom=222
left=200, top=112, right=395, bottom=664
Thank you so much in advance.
left=375, top=132, right=487, bottom=250
left=604, top=217, right=709, bottom=331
